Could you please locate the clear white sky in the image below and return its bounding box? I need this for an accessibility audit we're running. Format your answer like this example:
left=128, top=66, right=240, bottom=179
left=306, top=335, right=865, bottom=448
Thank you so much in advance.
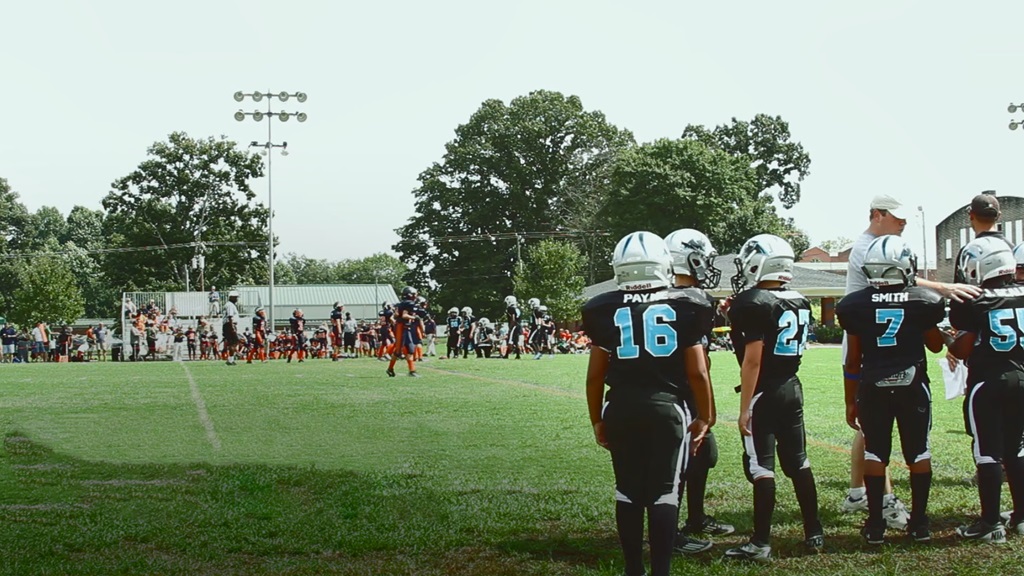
left=3, top=1, right=1022, bottom=269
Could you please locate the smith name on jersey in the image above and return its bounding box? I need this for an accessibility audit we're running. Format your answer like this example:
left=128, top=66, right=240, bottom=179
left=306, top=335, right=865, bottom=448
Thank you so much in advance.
left=728, top=288, right=811, bottom=389
left=950, top=283, right=1024, bottom=385
left=837, top=285, right=944, bottom=385
left=582, top=286, right=714, bottom=404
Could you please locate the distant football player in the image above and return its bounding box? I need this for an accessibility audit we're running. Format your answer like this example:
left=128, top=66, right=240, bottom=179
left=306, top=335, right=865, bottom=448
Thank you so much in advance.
left=583, top=231, right=713, bottom=576
left=724, top=234, right=823, bottom=561
left=504, top=295, right=524, bottom=360
left=287, top=309, right=306, bottom=363
left=386, top=287, right=421, bottom=377
left=222, top=290, right=241, bottom=366
left=445, top=307, right=462, bottom=359
left=330, top=302, right=345, bottom=360
left=837, top=235, right=945, bottom=544
left=948, top=236, right=1024, bottom=543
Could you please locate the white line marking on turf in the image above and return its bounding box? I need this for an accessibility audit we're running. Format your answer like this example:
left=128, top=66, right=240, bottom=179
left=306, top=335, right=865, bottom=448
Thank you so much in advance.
left=180, top=362, right=221, bottom=451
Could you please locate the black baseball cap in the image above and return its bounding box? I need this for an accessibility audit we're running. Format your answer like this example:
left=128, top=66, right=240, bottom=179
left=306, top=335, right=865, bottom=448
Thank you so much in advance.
left=970, top=194, right=1000, bottom=218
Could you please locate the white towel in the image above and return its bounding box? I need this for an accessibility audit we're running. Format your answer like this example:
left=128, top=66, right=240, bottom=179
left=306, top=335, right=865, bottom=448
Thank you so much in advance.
left=939, top=358, right=967, bottom=400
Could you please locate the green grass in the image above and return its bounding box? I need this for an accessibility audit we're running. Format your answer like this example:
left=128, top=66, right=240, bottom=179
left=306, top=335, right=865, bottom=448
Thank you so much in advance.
left=1, top=349, right=1023, bottom=575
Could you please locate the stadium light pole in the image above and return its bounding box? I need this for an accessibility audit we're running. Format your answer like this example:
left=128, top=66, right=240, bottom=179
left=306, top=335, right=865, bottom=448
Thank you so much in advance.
left=917, top=205, right=927, bottom=279
left=1009, top=102, right=1024, bottom=130
left=234, top=90, right=307, bottom=331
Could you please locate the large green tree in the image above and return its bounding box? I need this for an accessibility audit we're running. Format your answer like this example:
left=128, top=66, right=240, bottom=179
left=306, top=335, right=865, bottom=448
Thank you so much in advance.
left=394, top=90, right=634, bottom=312
left=101, top=132, right=269, bottom=293
left=597, top=137, right=809, bottom=263
left=512, top=240, right=585, bottom=324
left=10, top=256, right=85, bottom=327
left=0, top=178, right=30, bottom=315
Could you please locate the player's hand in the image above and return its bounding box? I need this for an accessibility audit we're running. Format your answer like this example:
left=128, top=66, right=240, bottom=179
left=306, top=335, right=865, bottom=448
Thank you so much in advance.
left=846, top=402, right=860, bottom=431
left=592, top=421, right=609, bottom=450
left=738, top=411, right=752, bottom=436
left=946, top=351, right=960, bottom=371
left=940, top=283, right=981, bottom=303
left=689, top=418, right=709, bottom=454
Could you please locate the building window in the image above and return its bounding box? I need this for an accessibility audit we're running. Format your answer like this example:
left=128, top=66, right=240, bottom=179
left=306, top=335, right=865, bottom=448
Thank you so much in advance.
left=960, top=228, right=968, bottom=248
left=945, top=238, right=952, bottom=260
left=1017, top=220, right=1023, bottom=246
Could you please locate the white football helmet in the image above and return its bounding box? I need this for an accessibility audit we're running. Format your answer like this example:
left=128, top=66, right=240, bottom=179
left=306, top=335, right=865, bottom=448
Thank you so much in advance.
left=504, top=295, right=517, bottom=307
left=478, top=317, right=491, bottom=329
left=461, top=306, right=473, bottom=316
left=611, top=231, right=673, bottom=291
left=538, top=305, right=549, bottom=314
left=1014, top=242, right=1024, bottom=269
left=731, top=234, right=795, bottom=293
left=527, top=297, right=541, bottom=310
left=665, top=228, right=721, bottom=289
left=448, top=307, right=458, bottom=315
left=959, top=236, right=1016, bottom=286
left=862, top=235, right=918, bottom=288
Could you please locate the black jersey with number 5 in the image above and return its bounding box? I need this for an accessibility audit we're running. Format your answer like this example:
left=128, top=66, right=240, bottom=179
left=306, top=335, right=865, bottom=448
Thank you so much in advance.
left=837, top=285, right=944, bottom=385
left=582, top=287, right=714, bottom=404
left=950, top=283, right=1024, bottom=385
left=728, top=288, right=811, bottom=390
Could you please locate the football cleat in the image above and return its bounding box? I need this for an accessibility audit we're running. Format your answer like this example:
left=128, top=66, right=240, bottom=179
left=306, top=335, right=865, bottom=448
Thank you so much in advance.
left=804, top=533, right=824, bottom=553
left=723, top=541, right=771, bottom=562
left=907, top=517, right=931, bottom=543
left=860, top=522, right=885, bottom=546
left=956, top=520, right=1007, bottom=543
left=386, top=368, right=395, bottom=377
left=673, top=533, right=712, bottom=555
left=682, top=515, right=735, bottom=537
left=1000, top=511, right=1024, bottom=535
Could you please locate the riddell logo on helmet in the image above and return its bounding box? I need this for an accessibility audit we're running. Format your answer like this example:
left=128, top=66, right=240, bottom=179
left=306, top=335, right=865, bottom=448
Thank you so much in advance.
left=626, top=283, right=654, bottom=291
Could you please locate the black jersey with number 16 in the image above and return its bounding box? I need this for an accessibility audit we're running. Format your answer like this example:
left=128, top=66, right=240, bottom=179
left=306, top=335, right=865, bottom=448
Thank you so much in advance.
left=836, top=285, right=944, bottom=385
left=728, top=288, right=811, bottom=390
left=582, top=287, right=714, bottom=404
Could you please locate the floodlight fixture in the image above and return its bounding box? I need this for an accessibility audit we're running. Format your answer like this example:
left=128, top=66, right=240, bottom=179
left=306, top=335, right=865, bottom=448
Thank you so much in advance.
left=234, top=91, right=245, bottom=102
left=279, top=112, right=290, bottom=122
left=296, top=112, right=307, bottom=122
left=253, top=110, right=264, bottom=121
left=1011, top=121, right=1020, bottom=131
left=252, top=92, right=264, bottom=102
left=278, top=91, right=290, bottom=101
left=234, top=110, right=245, bottom=122
left=296, top=92, right=307, bottom=103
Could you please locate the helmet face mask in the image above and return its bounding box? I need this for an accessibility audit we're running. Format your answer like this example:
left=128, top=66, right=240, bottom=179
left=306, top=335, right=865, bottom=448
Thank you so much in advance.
left=862, top=235, right=917, bottom=288
left=959, top=236, right=1016, bottom=286
left=665, top=229, right=721, bottom=289
left=730, top=234, right=795, bottom=293
left=611, top=231, right=673, bottom=292
left=461, top=306, right=472, bottom=317
left=401, top=286, right=418, bottom=301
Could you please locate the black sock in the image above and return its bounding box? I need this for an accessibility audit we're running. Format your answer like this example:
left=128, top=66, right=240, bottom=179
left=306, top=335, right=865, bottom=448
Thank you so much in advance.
left=616, top=501, right=645, bottom=576
left=865, top=474, right=886, bottom=528
left=685, top=445, right=710, bottom=528
left=648, top=504, right=678, bottom=576
left=909, top=471, right=932, bottom=525
left=792, top=467, right=822, bottom=537
left=752, top=478, right=775, bottom=546
left=1005, top=458, right=1024, bottom=521
left=978, top=463, right=1003, bottom=525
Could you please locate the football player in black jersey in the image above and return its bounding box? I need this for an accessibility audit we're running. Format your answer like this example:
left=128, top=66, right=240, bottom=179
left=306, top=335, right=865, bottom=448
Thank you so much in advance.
left=664, top=228, right=734, bottom=555
left=330, top=302, right=344, bottom=361
left=583, top=231, right=713, bottom=576
left=837, top=235, right=945, bottom=545
left=387, top=287, right=421, bottom=377
left=948, top=236, right=1024, bottom=543
left=724, top=234, right=823, bottom=561
left=503, top=296, right=524, bottom=359
left=459, top=307, right=475, bottom=358
left=445, top=307, right=462, bottom=359
left=287, top=309, right=306, bottom=363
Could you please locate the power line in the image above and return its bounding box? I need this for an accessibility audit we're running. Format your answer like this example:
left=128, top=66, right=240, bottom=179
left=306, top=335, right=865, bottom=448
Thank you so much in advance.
left=1, top=241, right=265, bottom=260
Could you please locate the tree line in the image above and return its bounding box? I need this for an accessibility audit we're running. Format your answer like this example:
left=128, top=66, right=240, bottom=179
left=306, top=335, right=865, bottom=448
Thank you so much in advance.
left=0, top=89, right=813, bottom=327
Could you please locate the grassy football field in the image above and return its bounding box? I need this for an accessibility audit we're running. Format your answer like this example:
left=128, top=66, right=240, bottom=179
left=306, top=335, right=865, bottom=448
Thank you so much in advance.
left=1, top=348, right=1023, bottom=575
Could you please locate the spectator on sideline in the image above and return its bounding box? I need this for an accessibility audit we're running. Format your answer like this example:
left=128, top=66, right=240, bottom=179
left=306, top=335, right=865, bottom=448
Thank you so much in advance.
left=1, top=322, right=17, bottom=363
left=209, top=285, right=221, bottom=317
left=94, top=323, right=108, bottom=362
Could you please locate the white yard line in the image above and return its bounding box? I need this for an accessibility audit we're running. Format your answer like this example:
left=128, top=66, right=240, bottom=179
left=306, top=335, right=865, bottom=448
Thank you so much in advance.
left=180, top=362, right=221, bottom=451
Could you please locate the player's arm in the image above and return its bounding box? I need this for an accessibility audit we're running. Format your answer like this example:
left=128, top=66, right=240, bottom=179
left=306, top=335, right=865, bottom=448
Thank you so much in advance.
left=704, top=346, right=716, bottom=427
left=917, top=278, right=981, bottom=303
left=843, top=333, right=862, bottom=431
left=923, top=326, right=945, bottom=353
left=946, top=330, right=975, bottom=359
left=737, top=339, right=762, bottom=436
left=683, top=343, right=711, bottom=453
left=586, top=346, right=610, bottom=450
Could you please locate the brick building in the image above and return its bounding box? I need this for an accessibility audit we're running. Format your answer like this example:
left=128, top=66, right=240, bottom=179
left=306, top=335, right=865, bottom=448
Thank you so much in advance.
left=934, top=194, right=1024, bottom=282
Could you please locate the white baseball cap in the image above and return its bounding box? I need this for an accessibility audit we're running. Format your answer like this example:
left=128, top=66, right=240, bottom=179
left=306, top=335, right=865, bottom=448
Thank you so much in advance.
left=870, top=195, right=906, bottom=219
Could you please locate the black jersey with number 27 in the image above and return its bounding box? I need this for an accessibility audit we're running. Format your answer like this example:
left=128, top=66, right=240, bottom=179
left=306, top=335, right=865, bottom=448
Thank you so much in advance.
left=728, top=288, right=811, bottom=390
left=581, top=287, right=714, bottom=404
